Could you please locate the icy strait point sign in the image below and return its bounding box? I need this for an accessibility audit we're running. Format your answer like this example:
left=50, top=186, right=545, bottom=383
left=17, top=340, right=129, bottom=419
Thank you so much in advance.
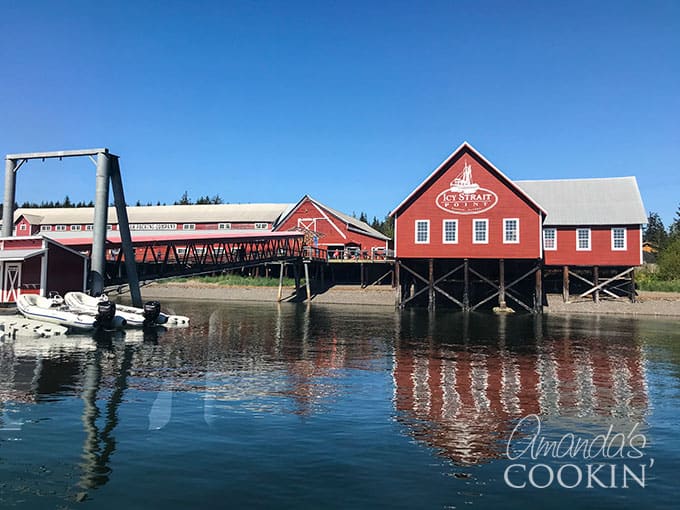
left=435, top=162, right=498, bottom=215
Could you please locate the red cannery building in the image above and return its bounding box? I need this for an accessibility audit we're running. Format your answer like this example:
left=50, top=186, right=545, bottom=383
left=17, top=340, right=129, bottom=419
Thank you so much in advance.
left=274, top=195, right=389, bottom=259
left=0, top=236, right=87, bottom=304
left=390, top=142, right=646, bottom=311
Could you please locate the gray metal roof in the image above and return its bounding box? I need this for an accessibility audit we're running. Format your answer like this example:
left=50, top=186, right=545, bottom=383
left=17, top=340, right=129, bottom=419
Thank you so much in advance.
left=315, top=199, right=390, bottom=241
left=12, top=203, right=293, bottom=225
left=515, top=177, right=647, bottom=226
left=0, top=248, right=46, bottom=261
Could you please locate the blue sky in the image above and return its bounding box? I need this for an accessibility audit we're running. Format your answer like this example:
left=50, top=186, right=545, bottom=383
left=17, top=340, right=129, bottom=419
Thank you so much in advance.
left=0, top=0, right=678, bottom=225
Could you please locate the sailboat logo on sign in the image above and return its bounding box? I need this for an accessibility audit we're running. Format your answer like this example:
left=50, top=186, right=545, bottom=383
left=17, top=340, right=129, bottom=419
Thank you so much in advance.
left=435, top=161, right=498, bottom=214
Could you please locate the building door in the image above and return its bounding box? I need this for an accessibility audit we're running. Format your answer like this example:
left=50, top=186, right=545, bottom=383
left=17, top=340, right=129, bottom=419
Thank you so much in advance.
left=3, top=263, right=21, bottom=303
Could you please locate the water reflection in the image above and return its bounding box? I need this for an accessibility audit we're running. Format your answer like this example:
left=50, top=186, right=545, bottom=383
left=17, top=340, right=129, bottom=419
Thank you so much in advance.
left=0, top=304, right=657, bottom=504
left=393, top=313, right=648, bottom=465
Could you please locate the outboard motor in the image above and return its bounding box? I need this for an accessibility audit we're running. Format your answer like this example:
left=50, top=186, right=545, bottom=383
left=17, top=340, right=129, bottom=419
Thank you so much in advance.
left=143, top=301, right=162, bottom=326
left=96, top=300, right=118, bottom=330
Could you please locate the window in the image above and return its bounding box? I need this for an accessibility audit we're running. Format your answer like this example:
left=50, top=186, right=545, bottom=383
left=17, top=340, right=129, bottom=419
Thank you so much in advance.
left=70, top=225, right=82, bottom=231
left=612, top=227, right=626, bottom=251
left=182, top=223, right=196, bottom=230
left=218, top=223, right=231, bottom=230
left=85, top=225, right=93, bottom=231
left=576, top=228, right=591, bottom=251
left=473, top=219, right=488, bottom=244
left=543, top=228, right=557, bottom=251
left=503, top=218, right=519, bottom=244
left=415, top=220, right=430, bottom=244
left=176, top=247, right=186, bottom=255
left=107, top=224, right=113, bottom=230
left=442, top=219, right=458, bottom=244
left=18, top=223, right=27, bottom=231
left=55, top=225, right=67, bottom=231
left=254, top=223, right=268, bottom=230
left=40, top=225, right=52, bottom=232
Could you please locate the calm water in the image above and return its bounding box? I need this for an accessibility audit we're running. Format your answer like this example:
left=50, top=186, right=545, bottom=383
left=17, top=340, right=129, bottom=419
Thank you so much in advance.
left=1, top=301, right=679, bottom=509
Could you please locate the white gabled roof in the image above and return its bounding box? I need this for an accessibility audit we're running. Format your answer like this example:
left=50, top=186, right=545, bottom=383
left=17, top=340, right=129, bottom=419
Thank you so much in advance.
left=515, top=177, right=647, bottom=226
left=389, top=141, right=546, bottom=217
left=12, top=203, right=293, bottom=225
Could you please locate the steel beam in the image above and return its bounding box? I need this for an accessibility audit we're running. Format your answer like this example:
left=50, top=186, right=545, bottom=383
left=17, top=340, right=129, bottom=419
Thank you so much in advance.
left=90, top=152, right=111, bottom=296
left=2, top=158, right=17, bottom=237
left=110, top=158, right=142, bottom=307
left=6, top=148, right=111, bottom=160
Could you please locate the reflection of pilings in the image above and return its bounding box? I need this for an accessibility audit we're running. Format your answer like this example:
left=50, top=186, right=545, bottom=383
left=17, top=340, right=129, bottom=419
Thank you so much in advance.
left=79, top=345, right=134, bottom=491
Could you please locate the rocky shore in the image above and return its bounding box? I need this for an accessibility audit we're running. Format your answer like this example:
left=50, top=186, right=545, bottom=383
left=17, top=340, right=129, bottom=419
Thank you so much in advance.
left=139, top=282, right=680, bottom=317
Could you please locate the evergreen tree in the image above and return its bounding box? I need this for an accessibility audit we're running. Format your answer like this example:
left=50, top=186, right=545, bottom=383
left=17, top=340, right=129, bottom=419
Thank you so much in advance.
left=176, top=191, right=192, bottom=205
left=63, top=195, right=72, bottom=208
left=669, top=204, right=680, bottom=241
left=359, top=212, right=368, bottom=223
left=644, top=212, right=668, bottom=249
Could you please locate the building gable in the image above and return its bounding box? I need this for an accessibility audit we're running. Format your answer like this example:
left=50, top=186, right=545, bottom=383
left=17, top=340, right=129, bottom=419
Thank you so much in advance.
left=392, top=143, right=544, bottom=259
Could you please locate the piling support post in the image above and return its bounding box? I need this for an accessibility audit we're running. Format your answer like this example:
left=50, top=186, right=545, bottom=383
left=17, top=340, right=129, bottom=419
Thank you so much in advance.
left=428, top=258, right=435, bottom=311
left=498, top=259, right=506, bottom=309
left=360, top=262, right=365, bottom=288
left=463, top=259, right=470, bottom=311
left=534, top=262, right=543, bottom=314
left=630, top=268, right=636, bottom=303
left=110, top=158, right=142, bottom=307
left=593, top=266, right=600, bottom=303
left=2, top=158, right=17, bottom=237
left=277, top=262, right=284, bottom=301
left=562, top=265, right=569, bottom=302
left=90, top=152, right=111, bottom=296
left=293, top=263, right=300, bottom=297
left=304, top=261, right=311, bottom=301
left=394, top=260, right=401, bottom=309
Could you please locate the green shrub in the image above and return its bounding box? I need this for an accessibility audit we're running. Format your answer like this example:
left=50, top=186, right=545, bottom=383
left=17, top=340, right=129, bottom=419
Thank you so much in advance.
left=658, top=238, right=680, bottom=280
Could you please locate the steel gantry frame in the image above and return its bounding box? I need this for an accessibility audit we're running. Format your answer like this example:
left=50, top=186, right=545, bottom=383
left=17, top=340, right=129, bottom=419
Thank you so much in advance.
left=3, top=149, right=142, bottom=306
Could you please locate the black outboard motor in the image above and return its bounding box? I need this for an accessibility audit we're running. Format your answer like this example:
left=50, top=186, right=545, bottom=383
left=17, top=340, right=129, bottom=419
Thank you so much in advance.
left=96, top=301, right=117, bottom=330
left=143, top=301, right=162, bottom=326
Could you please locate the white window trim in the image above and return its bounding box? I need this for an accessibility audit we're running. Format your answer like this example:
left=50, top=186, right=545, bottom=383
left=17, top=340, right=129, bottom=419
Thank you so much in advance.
left=503, top=218, right=520, bottom=244
left=442, top=219, right=458, bottom=244
left=85, top=225, right=93, bottom=231
left=611, top=227, right=627, bottom=251
left=472, top=219, right=489, bottom=244
left=19, top=223, right=27, bottom=231
left=543, top=228, right=557, bottom=251
left=415, top=219, right=430, bottom=244
left=55, top=224, right=67, bottom=231
left=254, top=223, right=268, bottom=230
left=70, top=225, right=82, bottom=231
left=40, top=225, right=52, bottom=232
left=182, top=223, right=196, bottom=230
left=218, top=223, right=231, bottom=230
left=576, top=228, right=591, bottom=251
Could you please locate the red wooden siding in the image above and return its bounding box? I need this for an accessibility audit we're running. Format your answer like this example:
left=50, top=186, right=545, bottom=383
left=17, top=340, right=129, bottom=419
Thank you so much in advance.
left=46, top=244, right=86, bottom=295
left=394, top=147, right=542, bottom=259
left=275, top=197, right=386, bottom=250
left=544, top=225, right=642, bottom=266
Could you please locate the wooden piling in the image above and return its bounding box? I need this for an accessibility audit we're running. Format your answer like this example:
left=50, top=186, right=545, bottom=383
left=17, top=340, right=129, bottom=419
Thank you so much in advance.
left=428, top=258, right=435, bottom=311
left=593, top=266, right=599, bottom=303
left=535, top=263, right=543, bottom=313
left=562, top=265, right=569, bottom=302
left=463, top=259, right=470, bottom=311
left=277, top=262, right=285, bottom=302
left=498, top=259, right=506, bottom=309
left=394, top=261, right=401, bottom=308
left=304, top=262, right=311, bottom=301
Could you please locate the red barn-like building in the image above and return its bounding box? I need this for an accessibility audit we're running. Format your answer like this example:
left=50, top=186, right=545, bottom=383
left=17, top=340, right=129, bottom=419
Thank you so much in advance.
left=0, top=236, right=87, bottom=304
left=274, top=195, right=389, bottom=259
left=390, top=142, right=646, bottom=311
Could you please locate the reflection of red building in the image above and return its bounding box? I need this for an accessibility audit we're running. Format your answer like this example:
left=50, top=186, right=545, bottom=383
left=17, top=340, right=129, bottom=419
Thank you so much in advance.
left=393, top=339, right=648, bottom=465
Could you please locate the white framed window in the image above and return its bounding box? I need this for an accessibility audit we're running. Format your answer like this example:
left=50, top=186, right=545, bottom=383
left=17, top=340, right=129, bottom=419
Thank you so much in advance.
left=503, top=218, right=519, bottom=244
left=40, top=225, right=52, bottom=232
left=19, top=223, right=27, bottom=231
left=85, top=225, right=93, bottom=231
left=55, top=224, right=67, bottom=231
left=218, top=223, right=231, bottom=230
left=473, top=219, right=488, bottom=244
left=176, top=247, right=186, bottom=255
left=442, top=219, right=458, bottom=244
left=70, top=225, right=82, bottom=231
left=543, top=228, right=557, bottom=251
left=415, top=220, right=430, bottom=244
left=612, top=227, right=626, bottom=251
left=576, top=228, right=591, bottom=251
left=182, top=223, right=196, bottom=230
left=107, top=224, right=113, bottom=230
left=254, top=223, right=268, bottom=230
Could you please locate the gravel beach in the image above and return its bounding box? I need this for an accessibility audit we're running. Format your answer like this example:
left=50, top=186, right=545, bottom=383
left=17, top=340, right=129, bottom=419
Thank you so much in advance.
left=139, top=282, right=680, bottom=317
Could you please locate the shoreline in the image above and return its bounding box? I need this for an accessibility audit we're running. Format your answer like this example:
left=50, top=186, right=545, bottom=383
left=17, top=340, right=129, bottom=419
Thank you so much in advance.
left=137, top=282, right=680, bottom=318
